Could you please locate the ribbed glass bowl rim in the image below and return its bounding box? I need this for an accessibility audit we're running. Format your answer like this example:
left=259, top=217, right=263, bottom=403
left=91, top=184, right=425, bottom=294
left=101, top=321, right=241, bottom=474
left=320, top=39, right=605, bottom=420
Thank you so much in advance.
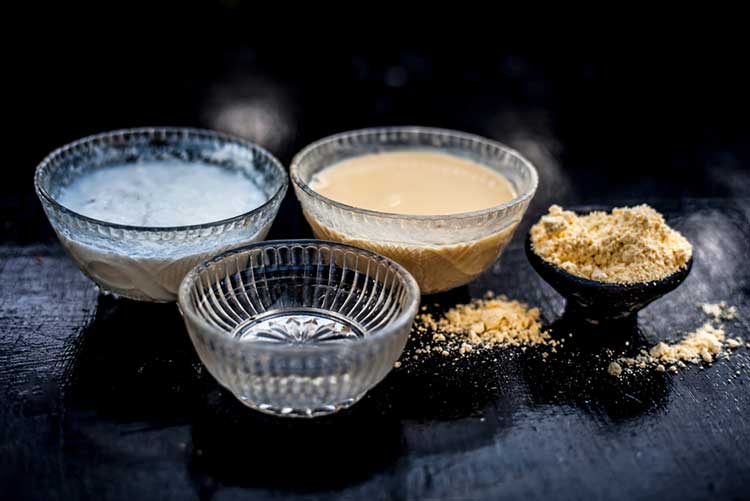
left=177, top=239, right=421, bottom=353
left=290, top=126, right=539, bottom=222
left=34, top=127, right=288, bottom=233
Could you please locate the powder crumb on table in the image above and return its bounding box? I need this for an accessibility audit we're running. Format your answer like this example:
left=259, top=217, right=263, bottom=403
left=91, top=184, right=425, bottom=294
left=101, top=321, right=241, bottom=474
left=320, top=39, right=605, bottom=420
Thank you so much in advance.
left=608, top=361, right=623, bottom=377
left=530, top=204, right=692, bottom=284
left=700, top=301, right=737, bottom=321
left=725, top=338, right=743, bottom=349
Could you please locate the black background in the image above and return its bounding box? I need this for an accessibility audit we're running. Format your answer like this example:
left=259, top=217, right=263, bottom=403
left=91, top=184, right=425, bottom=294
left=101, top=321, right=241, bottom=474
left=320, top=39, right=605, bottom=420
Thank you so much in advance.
left=3, top=8, right=750, bottom=501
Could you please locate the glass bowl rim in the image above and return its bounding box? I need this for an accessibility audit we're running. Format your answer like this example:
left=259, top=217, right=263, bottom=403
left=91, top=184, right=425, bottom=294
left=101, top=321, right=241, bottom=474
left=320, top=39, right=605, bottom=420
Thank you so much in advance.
left=34, top=126, right=289, bottom=233
left=177, top=238, right=421, bottom=352
left=290, top=126, right=539, bottom=222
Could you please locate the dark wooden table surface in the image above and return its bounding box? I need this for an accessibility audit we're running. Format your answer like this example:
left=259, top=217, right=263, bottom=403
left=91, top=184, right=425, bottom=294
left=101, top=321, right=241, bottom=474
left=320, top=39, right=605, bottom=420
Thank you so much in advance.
left=3, top=31, right=750, bottom=500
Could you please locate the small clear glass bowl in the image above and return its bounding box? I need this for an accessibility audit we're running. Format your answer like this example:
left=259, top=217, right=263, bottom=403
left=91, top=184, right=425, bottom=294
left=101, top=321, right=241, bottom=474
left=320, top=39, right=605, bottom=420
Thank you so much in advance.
left=34, top=127, right=288, bottom=302
left=178, top=239, right=420, bottom=418
left=290, top=127, right=538, bottom=294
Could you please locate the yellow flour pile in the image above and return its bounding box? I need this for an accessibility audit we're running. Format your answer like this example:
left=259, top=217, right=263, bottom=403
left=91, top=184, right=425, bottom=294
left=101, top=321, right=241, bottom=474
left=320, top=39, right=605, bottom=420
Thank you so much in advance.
left=430, top=295, right=549, bottom=345
left=397, top=293, right=557, bottom=366
left=530, top=204, right=693, bottom=284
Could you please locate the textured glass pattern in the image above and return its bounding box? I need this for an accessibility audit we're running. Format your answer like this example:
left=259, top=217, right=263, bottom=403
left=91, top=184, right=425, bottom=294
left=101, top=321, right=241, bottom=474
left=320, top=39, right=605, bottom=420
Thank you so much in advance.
left=178, top=240, right=420, bottom=418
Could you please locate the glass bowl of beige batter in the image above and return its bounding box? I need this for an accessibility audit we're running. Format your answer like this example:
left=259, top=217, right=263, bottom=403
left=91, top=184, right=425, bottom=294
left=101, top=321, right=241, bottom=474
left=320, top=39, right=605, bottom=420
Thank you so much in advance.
left=290, top=127, right=538, bottom=294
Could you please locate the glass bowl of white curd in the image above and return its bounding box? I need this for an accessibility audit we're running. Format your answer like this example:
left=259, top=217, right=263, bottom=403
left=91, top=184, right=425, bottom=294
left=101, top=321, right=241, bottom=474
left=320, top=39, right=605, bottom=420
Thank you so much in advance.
left=35, top=127, right=287, bottom=302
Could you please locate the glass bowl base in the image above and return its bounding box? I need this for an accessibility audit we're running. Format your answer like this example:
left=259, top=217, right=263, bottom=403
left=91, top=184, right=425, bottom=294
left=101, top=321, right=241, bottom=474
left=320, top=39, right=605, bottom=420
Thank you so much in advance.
left=231, top=308, right=367, bottom=345
left=238, top=393, right=366, bottom=418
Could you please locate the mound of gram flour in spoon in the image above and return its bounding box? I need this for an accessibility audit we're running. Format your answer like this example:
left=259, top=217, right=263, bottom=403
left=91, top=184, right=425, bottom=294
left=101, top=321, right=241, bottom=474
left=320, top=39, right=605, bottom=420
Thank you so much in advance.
left=530, top=204, right=693, bottom=284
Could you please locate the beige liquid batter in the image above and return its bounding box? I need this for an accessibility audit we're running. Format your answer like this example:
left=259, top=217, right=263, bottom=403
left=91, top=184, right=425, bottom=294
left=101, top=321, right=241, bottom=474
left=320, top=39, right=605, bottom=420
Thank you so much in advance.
left=305, top=151, right=520, bottom=293
left=310, top=151, right=515, bottom=215
left=306, top=219, right=517, bottom=294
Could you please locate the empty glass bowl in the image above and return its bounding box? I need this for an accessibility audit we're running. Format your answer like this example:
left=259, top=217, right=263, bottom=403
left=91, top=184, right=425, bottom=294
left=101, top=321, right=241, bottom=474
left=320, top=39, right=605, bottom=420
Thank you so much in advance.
left=34, top=127, right=287, bottom=302
left=290, top=127, right=538, bottom=294
left=178, top=240, right=420, bottom=417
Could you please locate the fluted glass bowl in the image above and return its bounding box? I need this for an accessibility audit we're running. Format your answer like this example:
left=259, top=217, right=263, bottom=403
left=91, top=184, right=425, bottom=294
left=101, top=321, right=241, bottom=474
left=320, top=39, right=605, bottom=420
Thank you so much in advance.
left=291, top=127, right=538, bottom=294
left=178, top=240, right=420, bottom=417
left=34, top=127, right=288, bottom=302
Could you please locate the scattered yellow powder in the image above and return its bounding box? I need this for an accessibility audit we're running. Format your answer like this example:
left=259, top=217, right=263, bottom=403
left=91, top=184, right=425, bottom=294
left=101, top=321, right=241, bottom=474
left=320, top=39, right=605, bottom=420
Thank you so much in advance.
left=647, top=322, right=725, bottom=364
left=700, top=302, right=737, bottom=321
left=530, top=204, right=693, bottom=284
left=610, top=302, right=742, bottom=377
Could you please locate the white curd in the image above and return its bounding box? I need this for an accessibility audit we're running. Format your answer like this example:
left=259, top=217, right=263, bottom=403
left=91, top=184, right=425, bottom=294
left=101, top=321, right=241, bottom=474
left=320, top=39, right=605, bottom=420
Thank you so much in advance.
left=54, top=160, right=272, bottom=301
left=59, top=161, right=266, bottom=227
